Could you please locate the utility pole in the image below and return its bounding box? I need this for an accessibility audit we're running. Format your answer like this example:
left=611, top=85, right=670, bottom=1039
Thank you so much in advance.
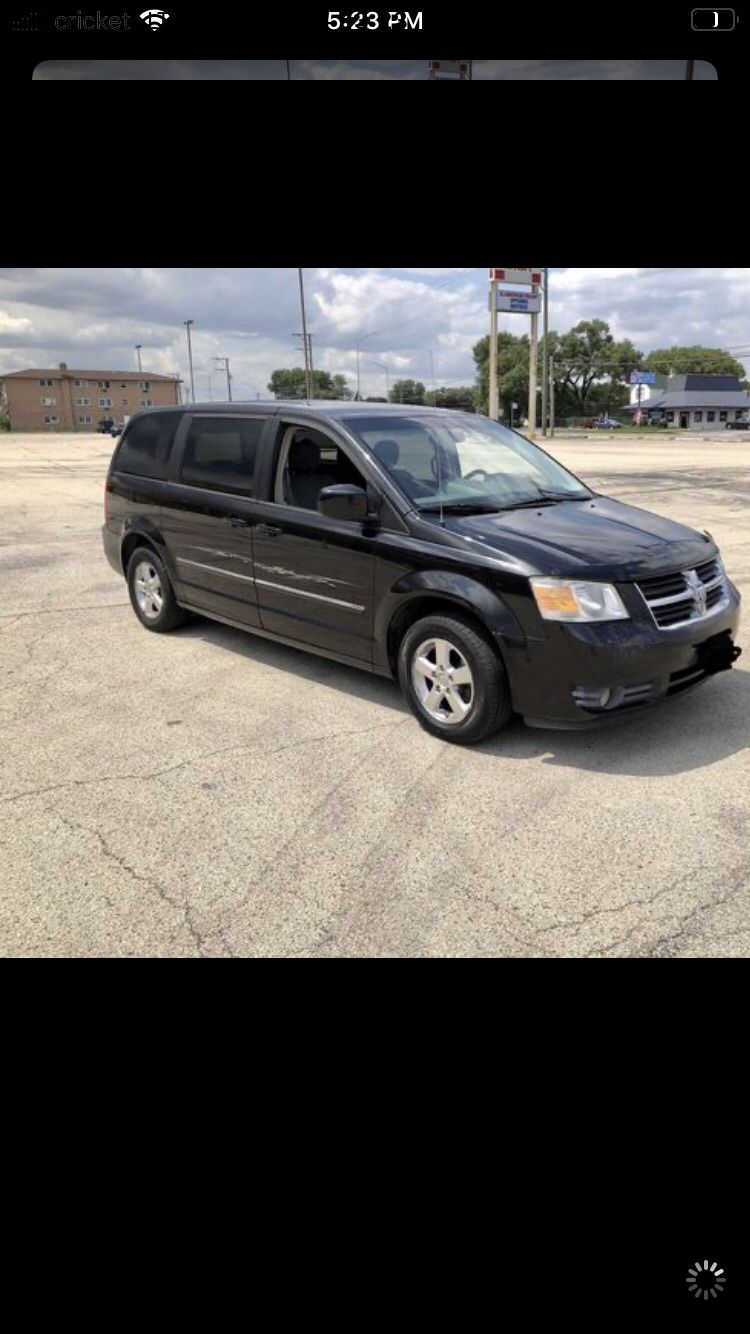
left=135, top=344, right=143, bottom=372
left=356, top=343, right=361, bottom=399
left=183, top=320, right=195, bottom=402
left=307, top=332, right=314, bottom=396
left=541, top=268, right=549, bottom=436
left=214, top=356, right=232, bottom=401
left=489, top=271, right=499, bottom=420
left=527, top=307, right=538, bottom=438
left=298, top=268, right=312, bottom=399
left=549, top=355, right=555, bottom=437
left=430, top=350, right=436, bottom=397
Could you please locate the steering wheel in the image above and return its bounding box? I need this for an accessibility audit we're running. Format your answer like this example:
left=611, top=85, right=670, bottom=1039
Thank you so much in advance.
left=464, top=468, right=490, bottom=481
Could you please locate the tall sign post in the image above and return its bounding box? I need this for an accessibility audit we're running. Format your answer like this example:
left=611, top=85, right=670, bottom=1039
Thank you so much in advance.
left=489, top=270, right=499, bottom=420
left=541, top=268, right=548, bottom=436
left=527, top=307, right=538, bottom=438
left=489, top=269, right=542, bottom=429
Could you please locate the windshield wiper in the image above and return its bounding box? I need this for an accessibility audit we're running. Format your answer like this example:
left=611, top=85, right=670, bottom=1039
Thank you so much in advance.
left=418, top=500, right=504, bottom=514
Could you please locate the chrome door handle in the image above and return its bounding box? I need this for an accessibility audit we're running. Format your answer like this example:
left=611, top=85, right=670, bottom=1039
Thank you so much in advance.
left=256, top=523, right=282, bottom=537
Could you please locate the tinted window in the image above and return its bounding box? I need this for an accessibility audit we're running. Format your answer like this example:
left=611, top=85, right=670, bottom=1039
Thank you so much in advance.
left=116, top=413, right=178, bottom=480
left=181, top=416, right=264, bottom=494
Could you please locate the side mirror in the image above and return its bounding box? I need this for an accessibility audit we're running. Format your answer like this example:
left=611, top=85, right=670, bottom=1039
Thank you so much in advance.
left=318, top=484, right=370, bottom=524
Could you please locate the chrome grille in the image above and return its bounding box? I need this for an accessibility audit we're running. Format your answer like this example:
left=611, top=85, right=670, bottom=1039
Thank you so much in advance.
left=636, top=557, right=728, bottom=630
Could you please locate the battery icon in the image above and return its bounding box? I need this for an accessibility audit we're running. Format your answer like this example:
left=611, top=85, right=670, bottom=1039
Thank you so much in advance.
left=691, top=8, right=736, bottom=28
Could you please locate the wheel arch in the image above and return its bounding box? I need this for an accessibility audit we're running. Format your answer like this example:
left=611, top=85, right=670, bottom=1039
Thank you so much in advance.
left=120, top=524, right=166, bottom=577
left=384, top=573, right=524, bottom=676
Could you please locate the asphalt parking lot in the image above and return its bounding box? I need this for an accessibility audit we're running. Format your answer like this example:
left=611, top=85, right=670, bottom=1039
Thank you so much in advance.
left=1, top=430, right=749, bottom=957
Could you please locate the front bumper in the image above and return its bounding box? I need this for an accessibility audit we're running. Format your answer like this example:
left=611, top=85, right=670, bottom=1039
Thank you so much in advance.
left=503, top=582, right=742, bottom=729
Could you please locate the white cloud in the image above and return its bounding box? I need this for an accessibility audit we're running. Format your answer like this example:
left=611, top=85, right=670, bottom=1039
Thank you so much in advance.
left=1, top=269, right=748, bottom=401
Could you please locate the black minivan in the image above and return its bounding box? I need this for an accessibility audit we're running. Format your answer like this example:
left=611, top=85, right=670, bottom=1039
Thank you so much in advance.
left=102, top=401, right=742, bottom=744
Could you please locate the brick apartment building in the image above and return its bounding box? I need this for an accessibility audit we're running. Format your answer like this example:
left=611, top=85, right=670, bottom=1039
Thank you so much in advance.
left=0, top=363, right=182, bottom=431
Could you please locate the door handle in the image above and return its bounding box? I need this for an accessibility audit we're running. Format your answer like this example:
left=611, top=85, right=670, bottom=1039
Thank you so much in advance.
left=224, top=514, right=250, bottom=528
left=256, top=523, right=282, bottom=537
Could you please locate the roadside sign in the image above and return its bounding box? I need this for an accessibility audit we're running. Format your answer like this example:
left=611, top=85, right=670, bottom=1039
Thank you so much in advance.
left=489, top=290, right=542, bottom=313
left=490, top=268, right=542, bottom=286
left=629, top=370, right=656, bottom=385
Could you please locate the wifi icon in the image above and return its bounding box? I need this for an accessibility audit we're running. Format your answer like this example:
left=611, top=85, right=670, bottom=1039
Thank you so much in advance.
left=140, top=8, right=170, bottom=28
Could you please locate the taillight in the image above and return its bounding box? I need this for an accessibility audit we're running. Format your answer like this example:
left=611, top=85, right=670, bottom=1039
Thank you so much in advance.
left=104, top=478, right=110, bottom=522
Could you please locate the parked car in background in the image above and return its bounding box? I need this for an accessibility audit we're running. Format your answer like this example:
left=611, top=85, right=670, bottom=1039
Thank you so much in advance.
left=98, top=416, right=114, bottom=433
left=725, top=418, right=750, bottom=431
left=595, top=417, right=623, bottom=430
left=110, top=420, right=125, bottom=437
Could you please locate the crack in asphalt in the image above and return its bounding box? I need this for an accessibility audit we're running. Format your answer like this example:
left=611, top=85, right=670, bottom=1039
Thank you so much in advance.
left=598, top=862, right=750, bottom=959
left=54, top=810, right=210, bottom=957
left=0, top=717, right=411, bottom=807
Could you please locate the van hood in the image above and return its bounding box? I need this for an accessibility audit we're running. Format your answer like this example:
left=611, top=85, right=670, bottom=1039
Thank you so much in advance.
left=441, top=495, right=717, bottom=579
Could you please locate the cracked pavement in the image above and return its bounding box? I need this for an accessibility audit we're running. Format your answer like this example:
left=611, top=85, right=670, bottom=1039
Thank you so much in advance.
left=1, top=431, right=749, bottom=957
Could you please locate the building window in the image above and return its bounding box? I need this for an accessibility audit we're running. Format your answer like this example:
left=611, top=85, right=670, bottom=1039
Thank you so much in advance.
left=78, top=415, right=92, bottom=424
left=121, top=398, right=129, bottom=406
left=39, top=378, right=54, bottom=386
left=694, top=411, right=703, bottom=423
left=43, top=415, right=59, bottom=424
left=99, top=397, right=112, bottom=407
left=97, top=380, right=111, bottom=389
left=41, top=396, right=57, bottom=405
left=707, top=411, right=715, bottom=423
left=736, top=410, right=745, bottom=420
left=139, top=380, right=151, bottom=390
left=666, top=411, right=674, bottom=422
left=120, top=383, right=127, bottom=389
left=719, top=411, right=727, bottom=422
left=140, top=399, right=153, bottom=407
left=75, top=397, right=91, bottom=406
left=74, top=379, right=88, bottom=388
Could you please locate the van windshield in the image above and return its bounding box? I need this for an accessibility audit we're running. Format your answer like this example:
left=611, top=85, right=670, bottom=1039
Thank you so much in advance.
left=340, top=413, right=591, bottom=511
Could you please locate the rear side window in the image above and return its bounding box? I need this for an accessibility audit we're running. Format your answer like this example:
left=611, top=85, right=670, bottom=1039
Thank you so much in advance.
left=180, top=416, right=265, bottom=495
left=115, top=413, right=178, bottom=480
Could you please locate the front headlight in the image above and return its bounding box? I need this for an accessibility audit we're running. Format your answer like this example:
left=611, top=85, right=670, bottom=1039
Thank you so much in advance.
left=531, top=578, right=630, bottom=622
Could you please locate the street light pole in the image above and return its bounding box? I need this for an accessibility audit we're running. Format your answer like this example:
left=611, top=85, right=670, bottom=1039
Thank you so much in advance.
left=135, top=344, right=142, bottom=373
left=298, top=268, right=312, bottom=399
left=214, top=356, right=232, bottom=401
left=183, top=320, right=195, bottom=402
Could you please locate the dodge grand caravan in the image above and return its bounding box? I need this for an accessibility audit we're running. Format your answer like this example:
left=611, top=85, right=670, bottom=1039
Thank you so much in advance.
left=102, top=402, right=742, bottom=745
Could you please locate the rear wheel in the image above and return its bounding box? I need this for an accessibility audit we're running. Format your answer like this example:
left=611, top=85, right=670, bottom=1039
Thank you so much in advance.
left=126, top=546, right=188, bottom=633
left=398, top=612, right=512, bottom=745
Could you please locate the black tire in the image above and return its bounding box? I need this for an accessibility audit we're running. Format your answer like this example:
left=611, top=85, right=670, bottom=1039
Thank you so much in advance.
left=398, top=611, right=512, bottom=745
left=126, top=545, right=188, bottom=633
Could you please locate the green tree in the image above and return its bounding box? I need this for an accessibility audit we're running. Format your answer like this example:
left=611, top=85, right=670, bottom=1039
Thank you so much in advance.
left=389, top=379, right=426, bottom=404
left=643, top=346, right=747, bottom=379
left=424, top=386, right=477, bottom=411
left=473, top=331, right=530, bottom=420
left=547, top=321, right=642, bottom=416
left=267, top=367, right=347, bottom=399
left=0, top=405, right=10, bottom=432
left=365, top=396, right=388, bottom=402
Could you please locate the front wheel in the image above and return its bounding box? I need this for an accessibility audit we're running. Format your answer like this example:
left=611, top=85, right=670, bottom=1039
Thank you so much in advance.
left=398, top=612, right=512, bottom=745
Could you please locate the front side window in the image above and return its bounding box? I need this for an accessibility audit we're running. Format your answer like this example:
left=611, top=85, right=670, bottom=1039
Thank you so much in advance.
left=180, top=415, right=264, bottom=494
left=340, top=413, right=590, bottom=512
left=275, top=426, right=368, bottom=510
left=115, top=413, right=179, bottom=480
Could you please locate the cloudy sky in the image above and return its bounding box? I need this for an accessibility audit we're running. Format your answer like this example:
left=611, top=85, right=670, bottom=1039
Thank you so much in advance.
left=1, top=269, right=747, bottom=401
left=32, top=58, right=717, bottom=80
